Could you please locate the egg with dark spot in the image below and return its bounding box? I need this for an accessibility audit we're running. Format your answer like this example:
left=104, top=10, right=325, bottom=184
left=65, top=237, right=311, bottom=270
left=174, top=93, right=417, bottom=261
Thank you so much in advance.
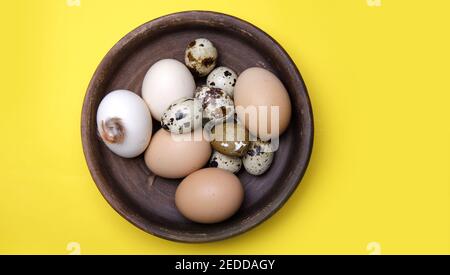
left=185, top=38, right=217, bottom=77
left=210, top=122, right=250, bottom=157
left=209, top=150, right=242, bottom=173
left=194, top=86, right=234, bottom=125
left=243, top=139, right=274, bottom=175
left=207, top=66, right=237, bottom=98
left=160, top=97, right=202, bottom=134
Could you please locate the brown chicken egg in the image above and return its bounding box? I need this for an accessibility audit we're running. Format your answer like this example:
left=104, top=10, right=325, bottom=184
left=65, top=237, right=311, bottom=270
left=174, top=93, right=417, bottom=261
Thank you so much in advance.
left=234, top=67, right=292, bottom=140
left=175, top=168, right=244, bottom=224
left=144, top=129, right=211, bottom=178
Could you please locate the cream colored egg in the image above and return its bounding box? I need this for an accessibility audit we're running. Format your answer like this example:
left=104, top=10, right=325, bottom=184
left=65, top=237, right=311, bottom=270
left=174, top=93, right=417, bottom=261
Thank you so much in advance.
left=142, top=59, right=196, bottom=121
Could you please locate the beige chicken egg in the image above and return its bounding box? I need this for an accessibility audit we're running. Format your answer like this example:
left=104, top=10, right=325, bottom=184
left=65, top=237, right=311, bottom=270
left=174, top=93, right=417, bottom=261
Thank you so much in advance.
left=234, top=67, right=292, bottom=140
left=175, top=168, right=244, bottom=224
left=144, top=129, right=211, bottom=179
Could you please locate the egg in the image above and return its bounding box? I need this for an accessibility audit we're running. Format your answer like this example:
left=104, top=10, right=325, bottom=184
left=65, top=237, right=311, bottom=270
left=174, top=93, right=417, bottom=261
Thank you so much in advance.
left=210, top=121, right=250, bottom=157
left=243, top=139, right=274, bottom=175
left=96, top=90, right=152, bottom=158
left=206, top=66, right=237, bottom=97
left=209, top=150, right=242, bottom=173
left=234, top=67, right=292, bottom=140
left=142, top=59, right=196, bottom=121
left=175, top=168, right=244, bottom=223
left=185, top=38, right=218, bottom=77
left=160, top=98, right=203, bottom=134
left=144, top=129, right=211, bottom=179
left=194, top=86, right=234, bottom=125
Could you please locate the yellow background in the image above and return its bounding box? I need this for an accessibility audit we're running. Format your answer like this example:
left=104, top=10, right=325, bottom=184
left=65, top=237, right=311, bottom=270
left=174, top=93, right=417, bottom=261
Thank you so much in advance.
left=1, top=0, right=449, bottom=255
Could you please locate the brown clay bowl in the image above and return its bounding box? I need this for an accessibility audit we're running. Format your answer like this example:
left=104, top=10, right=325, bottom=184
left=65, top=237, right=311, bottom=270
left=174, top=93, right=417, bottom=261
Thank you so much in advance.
left=81, top=11, right=313, bottom=243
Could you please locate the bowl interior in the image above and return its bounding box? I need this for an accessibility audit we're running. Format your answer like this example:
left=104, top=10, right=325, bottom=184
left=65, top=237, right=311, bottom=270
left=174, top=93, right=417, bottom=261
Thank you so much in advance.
left=82, top=11, right=313, bottom=242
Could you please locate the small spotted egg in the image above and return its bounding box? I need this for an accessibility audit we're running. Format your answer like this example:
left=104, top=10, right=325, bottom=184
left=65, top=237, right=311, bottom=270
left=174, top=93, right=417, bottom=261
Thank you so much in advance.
left=207, top=67, right=237, bottom=98
left=210, top=121, right=250, bottom=157
left=209, top=151, right=242, bottom=174
left=194, top=86, right=235, bottom=125
left=161, top=98, right=202, bottom=134
left=185, top=38, right=218, bottom=77
left=243, top=140, right=274, bottom=175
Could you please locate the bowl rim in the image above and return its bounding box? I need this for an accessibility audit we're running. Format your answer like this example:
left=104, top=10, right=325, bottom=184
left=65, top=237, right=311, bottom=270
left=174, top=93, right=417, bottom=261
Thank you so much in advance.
left=81, top=10, right=314, bottom=243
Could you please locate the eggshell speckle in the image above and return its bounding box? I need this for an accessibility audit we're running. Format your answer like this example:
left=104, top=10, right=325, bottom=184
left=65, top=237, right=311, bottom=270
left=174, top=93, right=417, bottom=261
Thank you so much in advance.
left=243, top=140, right=274, bottom=175
left=161, top=97, right=203, bottom=134
left=185, top=38, right=218, bottom=77
left=209, top=150, right=242, bottom=173
left=210, top=122, right=250, bottom=157
left=195, top=86, right=234, bottom=125
left=207, top=66, right=237, bottom=97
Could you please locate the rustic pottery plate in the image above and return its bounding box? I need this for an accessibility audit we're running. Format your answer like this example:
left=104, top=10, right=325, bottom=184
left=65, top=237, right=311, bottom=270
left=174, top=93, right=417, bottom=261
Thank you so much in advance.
left=81, top=11, right=313, bottom=242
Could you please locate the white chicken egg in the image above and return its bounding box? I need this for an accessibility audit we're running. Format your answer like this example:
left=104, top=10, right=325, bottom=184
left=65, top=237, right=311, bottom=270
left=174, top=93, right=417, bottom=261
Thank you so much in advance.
left=96, top=90, right=153, bottom=158
left=142, top=59, right=196, bottom=121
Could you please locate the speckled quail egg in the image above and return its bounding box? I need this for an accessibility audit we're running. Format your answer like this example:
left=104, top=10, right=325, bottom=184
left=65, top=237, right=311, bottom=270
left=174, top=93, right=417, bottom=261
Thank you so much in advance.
left=161, top=97, right=203, bottom=134
left=195, top=86, right=234, bottom=125
left=243, top=139, right=274, bottom=175
left=96, top=90, right=152, bottom=158
left=211, top=121, right=250, bottom=157
left=185, top=38, right=218, bottom=77
left=209, top=150, right=242, bottom=173
left=207, top=66, right=237, bottom=98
